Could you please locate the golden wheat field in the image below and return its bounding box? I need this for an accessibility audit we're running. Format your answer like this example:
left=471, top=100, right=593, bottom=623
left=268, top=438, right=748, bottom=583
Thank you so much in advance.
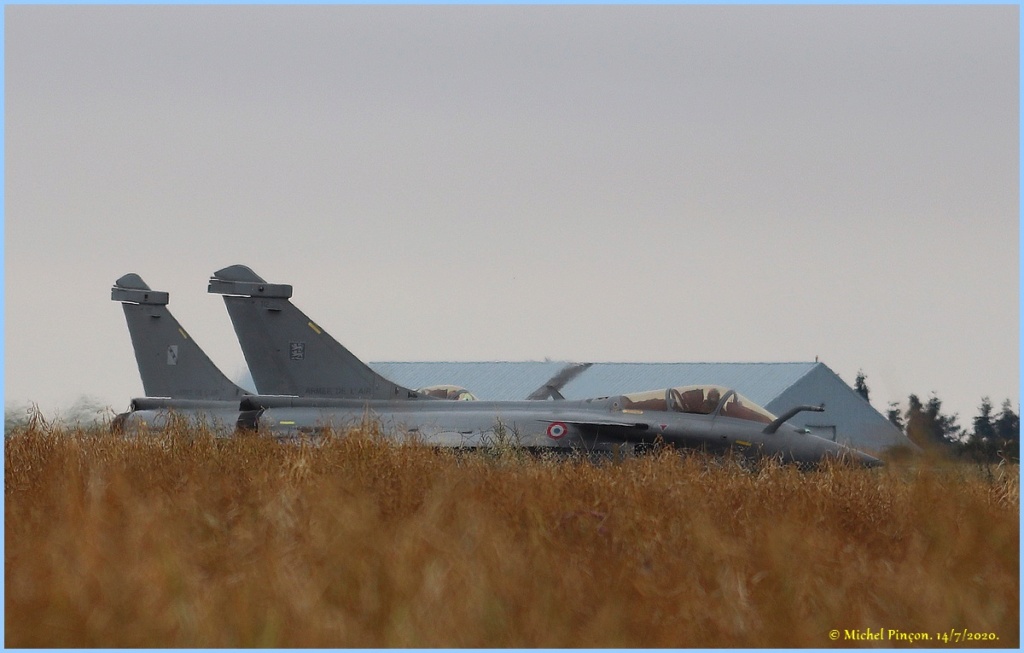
left=4, top=424, right=1019, bottom=648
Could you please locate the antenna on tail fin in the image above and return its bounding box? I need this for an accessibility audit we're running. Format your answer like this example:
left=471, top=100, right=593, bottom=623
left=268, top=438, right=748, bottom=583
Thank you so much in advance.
left=112, top=273, right=249, bottom=400
left=208, top=265, right=421, bottom=400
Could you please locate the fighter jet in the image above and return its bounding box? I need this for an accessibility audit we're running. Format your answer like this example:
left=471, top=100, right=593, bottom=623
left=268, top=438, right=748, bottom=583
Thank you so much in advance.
left=206, top=265, right=882, bottom=467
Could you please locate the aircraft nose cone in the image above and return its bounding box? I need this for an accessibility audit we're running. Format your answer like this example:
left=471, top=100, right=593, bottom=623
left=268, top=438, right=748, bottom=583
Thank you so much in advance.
left=831, top=444, right=883, bottom=467
left=854, top=450, right=884, bottom=468
left=815, top=438, right=884, bottom=468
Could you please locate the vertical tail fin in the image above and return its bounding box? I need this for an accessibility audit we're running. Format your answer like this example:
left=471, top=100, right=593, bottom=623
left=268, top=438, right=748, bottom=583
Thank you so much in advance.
left=208, top=265, right=420, bottom=400
left=112, top=273, right=248, bottom=400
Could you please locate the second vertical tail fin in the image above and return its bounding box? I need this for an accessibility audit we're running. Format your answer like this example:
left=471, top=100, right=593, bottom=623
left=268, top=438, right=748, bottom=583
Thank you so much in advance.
left=208, top=265, right=420, bottom=400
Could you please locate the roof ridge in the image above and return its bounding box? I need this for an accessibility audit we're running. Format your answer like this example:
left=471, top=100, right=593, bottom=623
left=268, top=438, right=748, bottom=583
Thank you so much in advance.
left=762, top=362, right=824, bottom=404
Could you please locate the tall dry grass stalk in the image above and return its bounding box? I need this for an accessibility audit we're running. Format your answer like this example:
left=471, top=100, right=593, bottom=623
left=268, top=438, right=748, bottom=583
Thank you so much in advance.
left=5, top=425, right=1019, bottom=647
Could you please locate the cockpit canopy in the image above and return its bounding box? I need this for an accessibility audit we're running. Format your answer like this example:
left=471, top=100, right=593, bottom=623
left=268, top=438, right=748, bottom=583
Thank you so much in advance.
left=417, top=385, right=478, bottom=401
left=620, top=385, right=776, bottom=424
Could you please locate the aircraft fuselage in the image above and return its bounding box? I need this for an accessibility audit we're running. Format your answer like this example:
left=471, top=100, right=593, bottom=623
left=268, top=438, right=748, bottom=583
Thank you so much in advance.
left=246, top=395, right=880, bottom=466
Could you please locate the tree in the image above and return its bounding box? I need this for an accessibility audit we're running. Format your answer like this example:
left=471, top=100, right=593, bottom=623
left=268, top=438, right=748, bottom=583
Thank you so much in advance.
left=961, top=397, right=998, bottom=461
left=925, top=394, right=963, bottom=443
left=886, top=401, right=905, bottom=432
left=904, top=393, right=960, bottom=450
left=972, top=397, right=997, bottom=442
left=957, top=398, right=1019, bottom=463
left=854, top=370, right=870, bottom=403
left=893, top=393, right=1014, bottom=462
left=904, top=395, right=928, bottom=448
left=994, top=399, right=1020, bottom=462
left=994, top=399, right=1019, bottom=442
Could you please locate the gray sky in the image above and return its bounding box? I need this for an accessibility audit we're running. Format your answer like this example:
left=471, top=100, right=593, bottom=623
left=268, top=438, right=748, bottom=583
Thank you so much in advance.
left=4, top=5, right=1019, bottom=426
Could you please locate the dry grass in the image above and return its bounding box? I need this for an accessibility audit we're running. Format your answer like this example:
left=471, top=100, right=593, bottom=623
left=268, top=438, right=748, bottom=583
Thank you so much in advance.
left=5, top=425, right=1019, bottom=648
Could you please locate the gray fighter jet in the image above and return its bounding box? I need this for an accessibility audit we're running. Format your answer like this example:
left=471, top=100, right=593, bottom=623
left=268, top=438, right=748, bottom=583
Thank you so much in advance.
left=206, top=265, right=882, bottom=467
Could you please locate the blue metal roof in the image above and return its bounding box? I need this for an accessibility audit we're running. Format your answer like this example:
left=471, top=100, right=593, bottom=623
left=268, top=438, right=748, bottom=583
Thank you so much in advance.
left=369, top=361, right=818, bottom=405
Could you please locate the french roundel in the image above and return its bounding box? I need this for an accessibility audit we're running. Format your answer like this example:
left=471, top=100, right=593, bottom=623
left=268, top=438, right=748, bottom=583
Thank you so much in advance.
left=546, top=422, right=568, bottom=439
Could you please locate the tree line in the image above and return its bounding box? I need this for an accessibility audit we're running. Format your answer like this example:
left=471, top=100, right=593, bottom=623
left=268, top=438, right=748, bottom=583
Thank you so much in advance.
left=855, top=371, right=1019, bottom=463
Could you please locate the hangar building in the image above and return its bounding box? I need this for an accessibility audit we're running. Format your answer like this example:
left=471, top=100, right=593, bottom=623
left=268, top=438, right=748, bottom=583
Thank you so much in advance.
left=369, top=361, right=912, bottom=453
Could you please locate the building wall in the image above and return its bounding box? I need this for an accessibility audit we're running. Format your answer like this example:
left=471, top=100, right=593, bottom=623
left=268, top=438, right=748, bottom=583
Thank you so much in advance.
left=764, top=364, right=913, bottom=453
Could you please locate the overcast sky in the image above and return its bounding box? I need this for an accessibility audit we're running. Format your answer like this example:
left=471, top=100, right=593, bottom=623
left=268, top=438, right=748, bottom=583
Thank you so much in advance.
left=4, top=5, right=1019, bottom=426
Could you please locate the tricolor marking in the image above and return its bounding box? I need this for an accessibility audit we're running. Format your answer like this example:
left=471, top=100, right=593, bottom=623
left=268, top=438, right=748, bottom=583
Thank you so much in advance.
left=546, top=422, right=568, bottom=439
